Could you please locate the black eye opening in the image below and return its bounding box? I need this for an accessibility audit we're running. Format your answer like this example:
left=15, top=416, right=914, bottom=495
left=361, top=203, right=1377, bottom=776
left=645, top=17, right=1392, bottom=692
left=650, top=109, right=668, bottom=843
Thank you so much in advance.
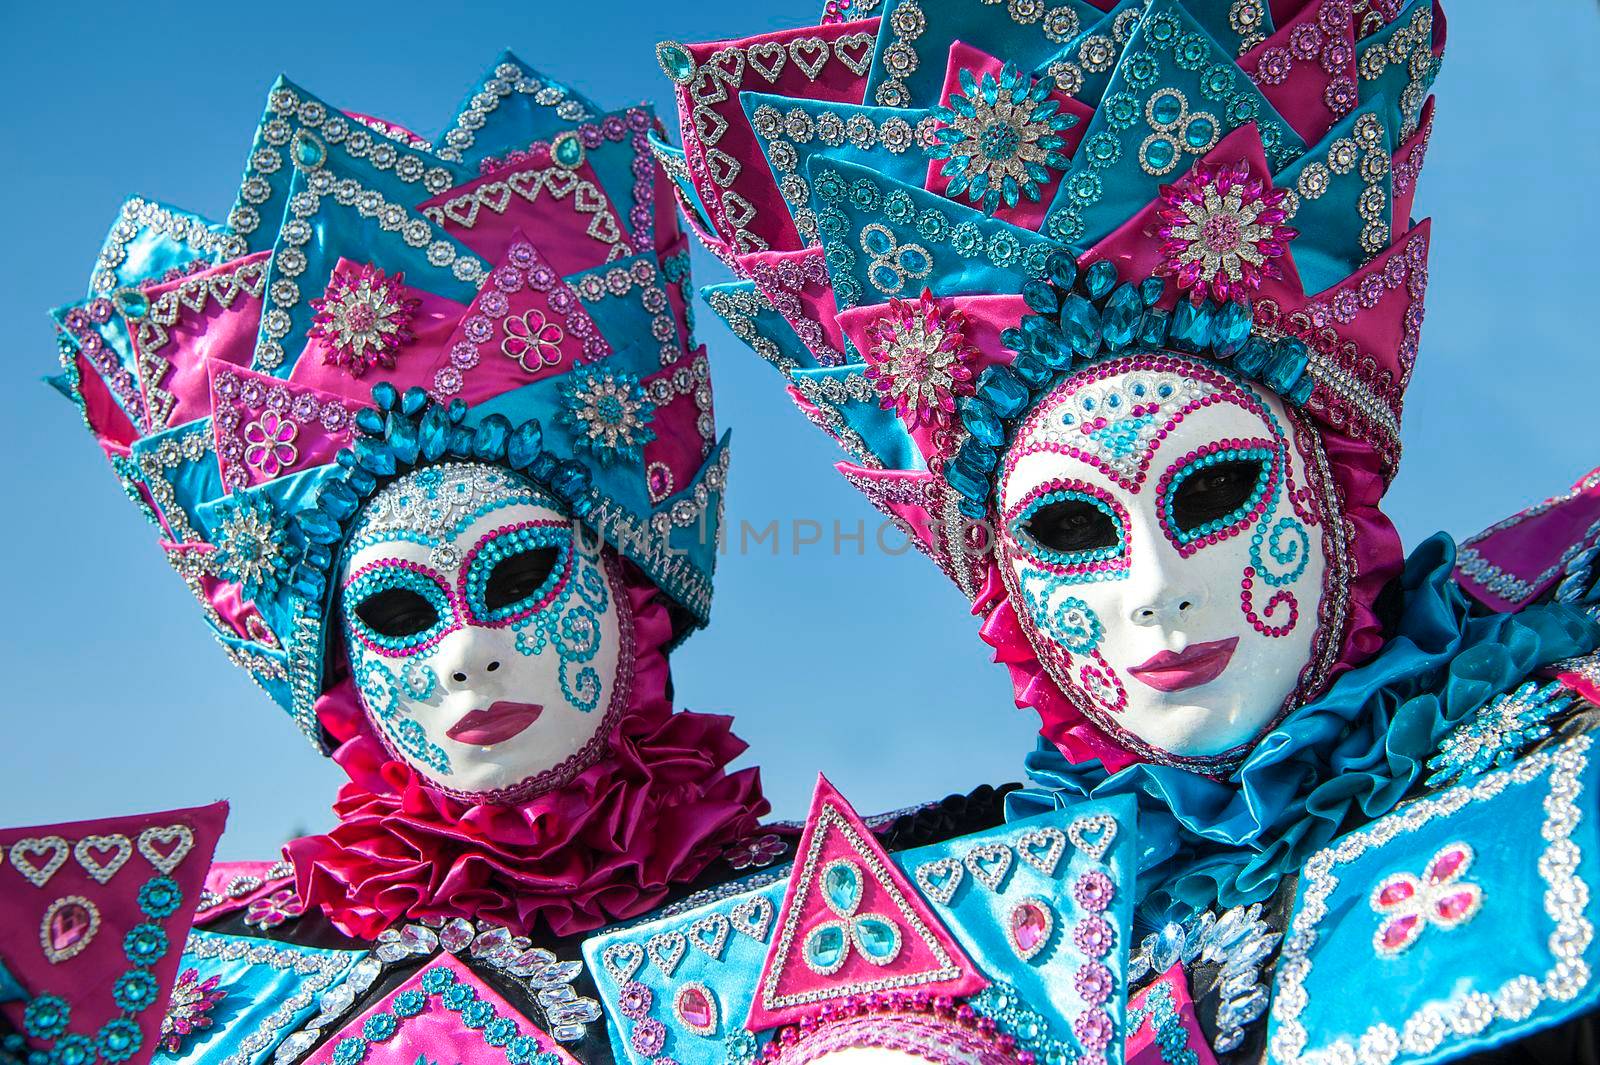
left=1170, top=458, right=1268, bottom=535
left=354, top=587, right=439, bottom=639
left=1021, top=497, right=1121, bottom=557
left=484, top=547, right=562, bottom=613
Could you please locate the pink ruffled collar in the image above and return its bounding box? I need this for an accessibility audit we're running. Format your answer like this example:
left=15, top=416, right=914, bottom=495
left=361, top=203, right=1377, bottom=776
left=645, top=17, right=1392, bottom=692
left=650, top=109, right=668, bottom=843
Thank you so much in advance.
left=287, top=566, right=767, bottom=939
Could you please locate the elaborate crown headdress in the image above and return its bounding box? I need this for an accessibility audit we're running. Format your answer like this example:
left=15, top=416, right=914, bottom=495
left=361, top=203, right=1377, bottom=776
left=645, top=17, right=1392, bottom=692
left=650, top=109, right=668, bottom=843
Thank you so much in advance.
left=653, top=0, right=1441, bottom=604
left=51, top=55, right=726, bottom=750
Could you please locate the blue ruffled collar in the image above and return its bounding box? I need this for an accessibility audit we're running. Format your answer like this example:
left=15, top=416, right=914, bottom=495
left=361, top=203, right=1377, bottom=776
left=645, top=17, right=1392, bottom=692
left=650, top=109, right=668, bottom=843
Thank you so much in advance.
left=1007, top=533, right=1600, bottom=923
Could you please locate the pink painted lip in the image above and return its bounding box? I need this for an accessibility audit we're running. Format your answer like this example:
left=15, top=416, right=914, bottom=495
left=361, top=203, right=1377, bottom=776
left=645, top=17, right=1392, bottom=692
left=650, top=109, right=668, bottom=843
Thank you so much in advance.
left=1127, top=638, right=1239, bottom=693
left=445, top=701, right=542, bottom=745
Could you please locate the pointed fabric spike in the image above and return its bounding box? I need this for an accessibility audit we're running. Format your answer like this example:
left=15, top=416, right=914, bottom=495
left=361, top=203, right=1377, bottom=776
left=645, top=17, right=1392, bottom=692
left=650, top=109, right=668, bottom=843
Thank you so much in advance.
left=1240, top=0, right=1359, bottom=147
left=251, top=156, right=483, bottom=381
left=227, top=76, right=470, bottom=256
left=208, top=364, right=364, bottom=494
left=744, top=92, right=938, bottom=250
left=1390, top=95, right=1435, bottom=228
left=1271, top=102, right=1394, bottom=294
left=1453, top=466, right=1600, bottom=614
left=87, top=196, right=238, bottom=301
left=1026, top=0, right=1142, bottom=113
left=0, top=803, right=227, bottom=1063
left=418, top=131, right=639, bottom=277
left=669, top=19, right=880, bottom=256
left=1082, top=124, right=1305, bottom=310
left=433, top=52, right=599, bottom=169
left=131, top=251, right=270, bottom=434
left=1044, top=0, right=1305, bottom=250
left=1355, top=0, right=1440, bottom=143
left=747, top=775, right=987, bottom=1030
left=806, top=155, right=1056, bottom=312
left=864, top=0, right=1100, bottom=109
left=837, top=465, right=987, bottom=595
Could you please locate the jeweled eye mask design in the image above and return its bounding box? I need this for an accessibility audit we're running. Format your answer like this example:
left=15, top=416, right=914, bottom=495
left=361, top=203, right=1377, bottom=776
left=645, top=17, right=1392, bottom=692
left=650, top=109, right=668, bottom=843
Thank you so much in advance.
left=337, top=462, right=628, bottom=800
left=997, top=354, right=1342, bottom=765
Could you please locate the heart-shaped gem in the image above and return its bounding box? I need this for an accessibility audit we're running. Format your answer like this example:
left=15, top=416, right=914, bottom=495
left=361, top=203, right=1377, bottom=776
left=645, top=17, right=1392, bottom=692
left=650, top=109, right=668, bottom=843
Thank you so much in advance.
left=913, top=858, right=964, bottom=905
left=1068, top=814, right=1118, bottom=862
left=833, top=33, right=875, bottom=76
left=675, top=982, right=719, bottom=1035
left=964, top=844, right=1014, bottom=892
left=1006, top=897, right=1054, bottom=962
left=730, top=895, right=774, bottom=941
left=707, top=47, right=746, bottom=85
left=1015, top=827, right=1067, bottom=877
left=600, top=941, right=643, bottom=983
left=10, top=836, right=69, bottom=888
left=41, top=895, right=100, bottom=963
left=73, top=834, right=132, bottom=885
left=646, top=930, right=687, bottom=976
left=705, top=148, right=743, bottom=188
left=788, top=37, right=830, bottom=80
left=138, top=824, right=195, bottom=874
left=690, top=913, right=731, bottom=959
left=747, top=41, right=787, bottom=83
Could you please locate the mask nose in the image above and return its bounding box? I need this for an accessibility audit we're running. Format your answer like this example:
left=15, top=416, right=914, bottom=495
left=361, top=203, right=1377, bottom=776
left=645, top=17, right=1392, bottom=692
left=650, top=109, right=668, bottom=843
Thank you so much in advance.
left=1124, top=526, right=1209, bottom=627
left=432, top=631, right=504, bottom=692
left=1129, top=591, right=1204, bottom=626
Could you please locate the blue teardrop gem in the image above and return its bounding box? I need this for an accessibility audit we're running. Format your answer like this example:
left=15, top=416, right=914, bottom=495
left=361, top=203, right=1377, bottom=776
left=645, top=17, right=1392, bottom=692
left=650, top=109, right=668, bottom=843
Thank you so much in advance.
left=385, top=413, right=420, bottom=465
left=959, top=397, right=1005, bottom=448
left=1168, top=300, right=1215, bottom=353
left=353, top=437, right=396, bottom=476
left=1022, top=280, right=1060, bottom=315
left=1046, top=252, right=1078, bottom=289
left=823, top=863, right=861, bottom=915
left=804, top=925, right=846, bottom=971
left=400, top=387, right=429, bottom=417
left=1101, top=284, right=1142, bottom=349
left=508, top=420, right=544, bottom=469
left=473, top=415, right=513, bottom=461
left=1058, top=294, right=1102, bottom=359
left=975, top=365, right=1030, bottom=420
left=1083, top=260, right=1118, bottom=300
left=419, top=406, right=451, bottom=462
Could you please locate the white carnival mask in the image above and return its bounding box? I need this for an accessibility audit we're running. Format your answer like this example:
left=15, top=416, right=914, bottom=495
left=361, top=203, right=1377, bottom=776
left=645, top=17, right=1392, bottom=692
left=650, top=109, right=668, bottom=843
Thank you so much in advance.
left=337, top=462, right=627, bottom=799
left=996, top=353, right=1345, bottom=764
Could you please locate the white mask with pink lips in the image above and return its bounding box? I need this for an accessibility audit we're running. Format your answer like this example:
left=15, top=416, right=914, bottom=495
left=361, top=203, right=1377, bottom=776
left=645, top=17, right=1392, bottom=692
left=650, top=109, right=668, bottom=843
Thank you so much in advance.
left=995, top=351, right=1350, bottom=768
left=337, top=461, right=628, bottom=801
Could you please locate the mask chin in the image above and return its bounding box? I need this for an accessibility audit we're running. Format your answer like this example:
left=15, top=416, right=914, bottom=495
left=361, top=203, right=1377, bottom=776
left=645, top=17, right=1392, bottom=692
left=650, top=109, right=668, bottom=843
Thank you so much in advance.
left=995, top=354, right=1351, bottom=768
left=337, top=461, right=631, bottom=801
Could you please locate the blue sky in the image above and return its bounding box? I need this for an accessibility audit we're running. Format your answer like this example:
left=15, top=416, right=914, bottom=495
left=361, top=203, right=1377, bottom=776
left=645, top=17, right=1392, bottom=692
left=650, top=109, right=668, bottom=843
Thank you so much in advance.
left=2, top=1, right=1595, bottom=857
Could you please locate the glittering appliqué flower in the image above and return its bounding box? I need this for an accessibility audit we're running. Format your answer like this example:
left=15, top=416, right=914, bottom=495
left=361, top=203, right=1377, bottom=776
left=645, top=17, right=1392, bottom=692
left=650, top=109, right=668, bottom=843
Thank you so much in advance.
left=862, top=290, right=979, bottom=430
left=1370, top=841, right=1482, bottom=956
left=214, top=493, right=298, bottom=601
left=929, top=63, right=1076, bottom=213
left=501, top=308, right=566, bottom=371
left=158, top=968, right=226, bottom=1053
left=1426, top=680, right=1571, bottom=787
left=723, top=833, right=788, bottom=870
left=243, top=887, right=305, bottom=930
left=559, top=365, right=656, bottom=467
left=308, top=263, right=421, bottom=377
left=243, top=410, right=300, bottom=477
left=1155, top=160, right=1297, bottom=304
